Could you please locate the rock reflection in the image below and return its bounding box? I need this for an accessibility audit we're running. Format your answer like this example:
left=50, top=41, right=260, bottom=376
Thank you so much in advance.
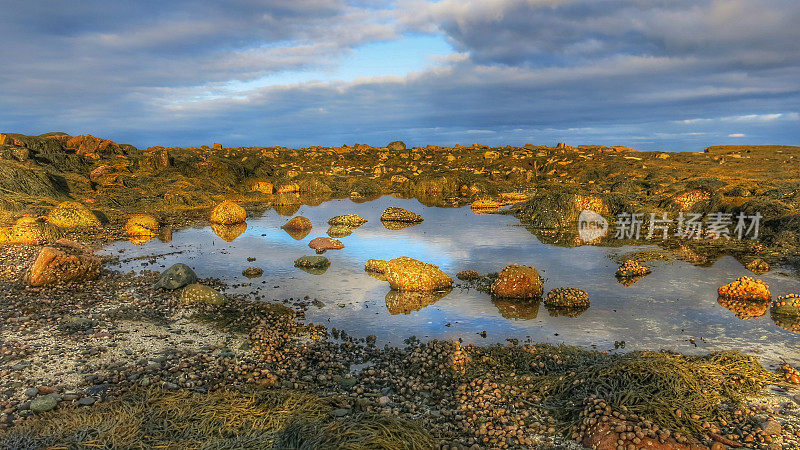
left=283, top=227, right=311, bottom=240
left=492, top=299, right=539, bottom=320
left=382, top=221, right=420, bottom=231
left=211, top=223, right=247, bottom=242
left=717, top=296, right=769, bottom=320
left=545, top=305, right=589, bottom=318
left=385, top=288, right=451, bottom=315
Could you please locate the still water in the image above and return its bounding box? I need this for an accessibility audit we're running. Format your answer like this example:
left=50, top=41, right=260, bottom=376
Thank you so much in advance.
left=101, top=196, right=800, bottom=366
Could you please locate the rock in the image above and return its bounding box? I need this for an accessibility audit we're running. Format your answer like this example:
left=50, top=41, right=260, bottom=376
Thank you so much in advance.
left=332, top=408, right=351, bottom=417
left=544, top=287, right=589, bottom=308
left=762, top=419, right=782, bottom=436
left=309, top=237, right=344, bottom=251
left=384, top=257, right=452, bottom=292
left=672, top=189, right=711, bottom=211
left=281, top=216, right=312, bottom=231
left=615, top=260, right=651, bottom=278
left=456, top=270, right=481, bottom=281
left=251, top=181, right=274, bottom=194
left=380, top=207, right=423, bottom=223
left=365, top=259, right=390, bottom=274
left=294, top=255, right=330, bottom=269
left=483, top=150, right=500, bottom=160
left=124, top=214, right=159, bottom=237
left=470, top=198, right=500, bottom=213
left=211, top=223, right=247, bottom=242
left=210, top=200, right=246, bottom=225
left=718, top=277, right=771, bottom=302
left=212, top=143, right=223, bottom=150
left=328, top=214, right=367, bottom=227
left=276, top=183, right=300, bottom=194
left=180, top=283, right=225, bottom=306
left=387, top=141, right=406, bottom=151
left=30, top=394, right=59, bottom=412
left=89, top=164, right=114, bottom=180
left=26, top=241, right=101, bottom=286
left=154, top=263, right=197, bottom=290
left=772, top=294, right=800, bottom=316
left=3, top=217, right=63, bottom=245
left=24, top=388, right=38, bottom=398
left=77, top=397, right=96, bottom=406
left=242, top=267, right=263, bottom=278
left=490, top=265, right=543, bottom=299
left=746, top=258, right=770, bottom=274
left=47, top=201, right=101, bottom=228
left=327, top=225, right=353, bottom=238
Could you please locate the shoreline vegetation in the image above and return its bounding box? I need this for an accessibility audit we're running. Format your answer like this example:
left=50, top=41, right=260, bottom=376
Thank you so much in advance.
left=2, top=132, right=800, bottom=449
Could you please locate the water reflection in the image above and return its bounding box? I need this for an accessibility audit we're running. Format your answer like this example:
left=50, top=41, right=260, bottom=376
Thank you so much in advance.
left=385, top=289, right=452, bottom=315
left=492, top=299, right=539, bottom=320
left=717, top=296, right=769, bottom=320
left=211, top=223, right=247, bottom=242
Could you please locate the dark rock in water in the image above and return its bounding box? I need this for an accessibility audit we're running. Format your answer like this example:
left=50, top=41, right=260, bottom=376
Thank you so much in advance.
left=327, top=225, right=354, bottom=238
left=242, top=267, right=263, bottom=278
left=380, top=207, right=423, bottom=223
left=456, top=270, right=481, bottom=281
left=544, top=287, right=590, bottom=308
left=294, top=255, right=331, bottom=269
left=328, top=214, right=367, bottom=227
left=180, top=283, right=225, bottom=306
left=490, top=265, right=543, bottom=299
left=387, top=140, right=406, bottom=151
left=154, top=263, right=197, bottom=290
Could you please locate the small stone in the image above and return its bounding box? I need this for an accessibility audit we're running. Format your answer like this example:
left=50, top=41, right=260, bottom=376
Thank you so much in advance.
left=30, top=394, right=59, bottom=412
left=24, top=388, right=39, bottom=398
left=378, top=396, right=390, bottom=405
left=762, top=419, right=782, bottom=436
left=77, top=397, right=96, bottom=406
left=333, top=408, right=351, bottom=417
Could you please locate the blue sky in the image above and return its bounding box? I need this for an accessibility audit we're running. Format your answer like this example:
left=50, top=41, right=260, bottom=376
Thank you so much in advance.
left=1, top=0, right=798, bottom=151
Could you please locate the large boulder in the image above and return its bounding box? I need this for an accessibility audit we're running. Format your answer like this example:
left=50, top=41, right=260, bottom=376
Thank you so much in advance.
left=380, top=207, right=423, bottom=223
left=490, top=265, right=543, bottom=299
left=124, top=215, right=159, bottom=237
left=1, top=217, right=63, bottom=245
left=181, top=284, right=225, bottom=306
left=210, top=200, right=246, bottom=225
left=384, top=257, right=452, bottom=292
left=282, top=216, right=312, bottom=231
left=25, top=241, right=101, bottom=286
left=47, top=201, right=101, bottom=228
left=154, top=263, right=197, bottom=290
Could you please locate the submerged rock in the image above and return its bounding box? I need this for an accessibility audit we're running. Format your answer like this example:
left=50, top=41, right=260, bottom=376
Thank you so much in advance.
left=281, top=216, right=312, bottom=231
left=384, top=256, right=452, bottom=292
left=456, top=270, right=481, bottom=281
left=327, top=214, right=367, bottom=227
left=47, top=201, right=101, bottom=228
left=490, top=265, right=543, bottom=299
left=154, top=263, right=197, bottom=290
left=26, top=240, right=101, bottom=286
left=242, top=267, right=263, bottom=278
left=380, top=207, right=423, bottom=223
left=718, top=277, right=771, bottom=302
left=181, top=283, right=225, bottom=306
left=210, top=200, right=246, bottom=225
left=124, top=214, right=159, bottom=237
left=294, top=255, right=331, bottom=269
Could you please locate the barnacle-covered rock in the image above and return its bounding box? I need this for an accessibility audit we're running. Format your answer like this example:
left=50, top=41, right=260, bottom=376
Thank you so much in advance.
left=615, top=260, right=651, bottom=278
left=456, top=270, right=481, bottom=281
left=718, top=277, right=771, bottom=302
left=490, top=264, right=543, bottom=299
left=47, top=201, right=101, bottom=228
left=380, top=207, right=423, bottom=223
left=25, top=241, right=101, bottom=286
left=327, top=225, right=353, bottom=238
left=384, top=257, right=452, bottom=292
left=328, top=214, right=367, bottom=227
left=210, top=200, right=246, bottom=225
left=745, top=258, right=770, bottom=274
left=295, top=255, right=330, bottom=269
left=181, top=283, right=225, bottom=306
left=365, top=259, right=390, bottom=274
left=242, top=267, right=263, bottom=278
left=2, top=217, right=63, bottom=245
left=544, top=287, right=590, bottom=308
left=771, top=294, right=800, bottom=317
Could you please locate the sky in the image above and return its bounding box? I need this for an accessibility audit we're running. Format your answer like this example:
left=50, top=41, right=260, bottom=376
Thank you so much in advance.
left=1, top=0, right=798, bottom=151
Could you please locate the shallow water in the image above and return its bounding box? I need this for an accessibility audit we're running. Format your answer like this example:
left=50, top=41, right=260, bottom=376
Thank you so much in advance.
left=101, top=196, right=800, bottom=366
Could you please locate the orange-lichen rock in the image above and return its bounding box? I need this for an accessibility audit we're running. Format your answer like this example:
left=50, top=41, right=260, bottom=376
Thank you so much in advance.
left=615, top=260, right=651, bottom=278
left=718, top=277, right=771, bottom=302
left=281, top=216, right=312, bottom=231
left=276, top=183, right=300, bottom=194
left=365, top=259, right=390, bottom=274
left=308, top=237, right=344, bottom=251
left=210, top=200, right=246, bottom=225
left=490, top=264, right=543, bottom=299
left=574, top=194, right=609, bottom=215
left=385, top=256, right=452, bottom=292
left=25, top=241, right=101, bottom=286
left=124, top=215, right=159, bottom=237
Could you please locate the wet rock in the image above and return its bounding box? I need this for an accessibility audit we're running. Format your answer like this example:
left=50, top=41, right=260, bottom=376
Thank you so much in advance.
left=211, top=222, right=247, bottom=242
left=154, top=263, right=197, bottom=290
left=456, top=270, right=481, bottom=281
left=365, top=259, right=389, bottom=274
left=616, top=260, right=651, bottom=278
left=251, top=181, right=273, bottom=194
left=718, top=276, right=771, bottom=302
left=746, top=258, right=770, bottom=274
left=242, top=267, right=263, bottom=278
left=490, top=265, right=543, bottom=299
left=771, top=294, right=800, bottom=316
left=23, top=388, right=38, bottom=398
left=124, top=214, right=159, bottom=237
left=328, top=214, right=367, bottom=227
left=2, top=217, right=63, bottom=245
left=380, top=207, right=423, bottom=223
left=180, top=283, right=226, bottom=306
left=281, top=216, right=312, bottom=231
left=327, top=225, right=353, bottom=238
left=470, top=198, right=500, bottom=213
left=294, top=255, right=330, bottom=269
left=308, top=237, right=344, bottom=251
left=384, top=256, right=452, bottom=292
left=47, top=201, right=101, bottom=228
left=210, top=200, right=246, bottom=225
left=25, top=241, right=101, bottom=286
left=544, top=287, right=590, bottom=308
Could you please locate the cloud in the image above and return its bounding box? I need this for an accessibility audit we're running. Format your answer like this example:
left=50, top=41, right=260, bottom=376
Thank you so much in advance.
left=0, top=0, right=798, bottom=150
